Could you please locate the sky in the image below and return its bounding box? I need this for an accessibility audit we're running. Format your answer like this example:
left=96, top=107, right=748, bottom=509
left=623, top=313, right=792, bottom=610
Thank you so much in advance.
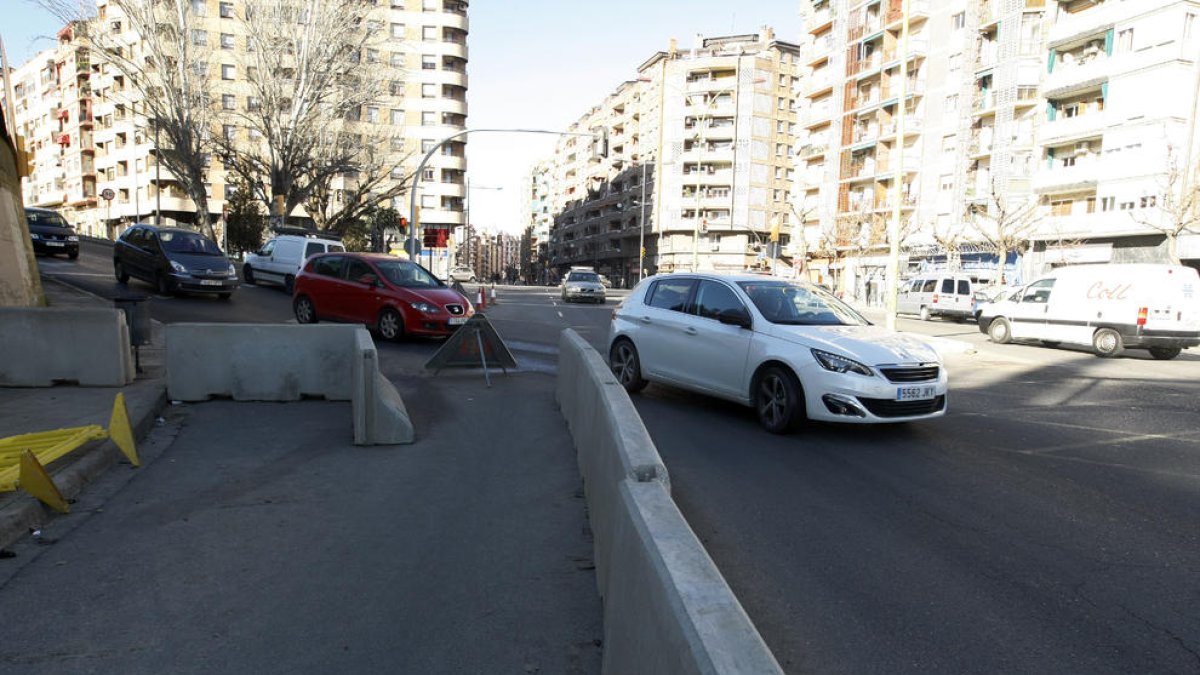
left=3, top=0, right=801, bottom=234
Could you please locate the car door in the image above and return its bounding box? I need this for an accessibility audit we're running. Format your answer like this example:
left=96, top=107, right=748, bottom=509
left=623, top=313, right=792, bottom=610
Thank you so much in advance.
left=117, top=228, right=145, bottom=279
left=1008, top=278, right=1056, bottom=340
left=675, top=279, right=754, bottom=398
left=634, top=277, right=698, bottom=384
left=339, top=258, right=382, bottom=326
left=307, top=255, right=348, bottom=320
left=253, top=240, right=277, bottom=281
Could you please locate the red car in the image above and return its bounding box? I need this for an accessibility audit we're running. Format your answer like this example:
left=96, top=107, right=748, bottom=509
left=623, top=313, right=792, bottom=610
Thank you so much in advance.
left=292, top=253, right=473, bottom=339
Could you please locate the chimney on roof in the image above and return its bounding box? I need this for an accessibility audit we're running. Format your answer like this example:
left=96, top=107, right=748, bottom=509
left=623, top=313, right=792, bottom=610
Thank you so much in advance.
left=760, top=26, right=774, bottom=44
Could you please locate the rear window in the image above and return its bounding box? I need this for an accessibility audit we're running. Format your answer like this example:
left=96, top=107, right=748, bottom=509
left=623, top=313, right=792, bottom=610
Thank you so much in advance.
left=957, top=280, right=970, bottom=295
left=940, top=278, right=955, bottom=293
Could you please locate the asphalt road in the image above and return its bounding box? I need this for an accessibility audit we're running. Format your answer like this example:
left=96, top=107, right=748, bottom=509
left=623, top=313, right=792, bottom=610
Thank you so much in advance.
left=41, top=245, right=1200, bottom=673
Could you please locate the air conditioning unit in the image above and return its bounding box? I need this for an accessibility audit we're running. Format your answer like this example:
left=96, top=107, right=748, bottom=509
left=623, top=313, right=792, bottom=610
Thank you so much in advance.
left=1073, top=141, right=1092, bottom=155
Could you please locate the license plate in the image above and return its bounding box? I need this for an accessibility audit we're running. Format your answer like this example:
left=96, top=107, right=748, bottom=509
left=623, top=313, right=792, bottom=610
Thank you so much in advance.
left=200, top=279, right=223, bottom=286
left=896, top=385, right=937, bottom=401
left=46, top=242, right=64, bottom=247
left=448, top=316, right=467, bottom=325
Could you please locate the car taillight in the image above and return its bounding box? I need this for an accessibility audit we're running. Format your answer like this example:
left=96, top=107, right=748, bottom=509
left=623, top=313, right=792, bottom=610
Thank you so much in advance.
left=932, top=293, right=939, bottom=304
left=1137, top=307, right=1148, bottom=326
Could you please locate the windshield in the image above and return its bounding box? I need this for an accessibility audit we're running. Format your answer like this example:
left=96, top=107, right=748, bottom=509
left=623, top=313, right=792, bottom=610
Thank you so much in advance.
left=160, top=231, right=223, bottom=255
left=25, top=210, right=72, bottom=229
left=377, top=260, right=444, bottom=288
left=568, top=272, right=600, bottom=283
left=739, top=280, right=869, bottom=326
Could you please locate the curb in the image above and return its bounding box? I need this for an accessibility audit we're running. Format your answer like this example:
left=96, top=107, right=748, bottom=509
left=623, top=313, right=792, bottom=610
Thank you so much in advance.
left=0, top=384, right=168, bottom=551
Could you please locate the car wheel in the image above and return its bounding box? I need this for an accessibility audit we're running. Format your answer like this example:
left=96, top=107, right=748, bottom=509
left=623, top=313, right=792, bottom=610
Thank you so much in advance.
left=114, top=261, right=129, bottom=284
left=987, top=317, right=1012, bottom=344
left=243, top=265, right=256, bottom=285
left=155, top=273, right=172, bottom=296
left=1092, top=328, right=1124, bottom=358
left=609, top=339, right=648, bottom=393
left=1148, top=346, right=1182, bottom=360
left=754, top=366, right=805, bottom=435
left=284, top=274, right=295, bottom=295
left=919, top=305, right=931, bottom=321
left=378, top=308, right=404, bottom=341
left=68, top=250, right=79, bottom=260
left=293, top=295, right=317, bottom=324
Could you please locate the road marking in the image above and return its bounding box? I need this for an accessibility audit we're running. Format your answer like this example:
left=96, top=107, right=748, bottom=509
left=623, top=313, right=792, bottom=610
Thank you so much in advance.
left=45, top=271, right=114, bottom=278
left=557, top=311, right=564, bottom=318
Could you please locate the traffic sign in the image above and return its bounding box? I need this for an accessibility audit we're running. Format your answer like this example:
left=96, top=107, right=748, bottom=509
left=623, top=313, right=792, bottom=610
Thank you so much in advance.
left=100, top=188, right=114, bottom=201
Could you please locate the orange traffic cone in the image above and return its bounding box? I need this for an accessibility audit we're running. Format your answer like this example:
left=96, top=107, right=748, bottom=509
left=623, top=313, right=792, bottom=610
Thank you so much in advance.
left=476, top=286, right=487, bottom=310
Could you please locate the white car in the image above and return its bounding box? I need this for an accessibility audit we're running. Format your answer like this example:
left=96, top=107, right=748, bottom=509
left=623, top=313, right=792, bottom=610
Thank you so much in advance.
left=561, top=269, right=607, bottom=303
left=448, top=266, right=478, bottom=283
left=243, top=230, right=345, bottom=293
left=607, top=273, right=948, bottom=433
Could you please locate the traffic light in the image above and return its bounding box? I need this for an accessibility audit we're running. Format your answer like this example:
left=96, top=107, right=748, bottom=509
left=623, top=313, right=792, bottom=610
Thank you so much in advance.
left=398, top=217, right=408, bottom=234
left=591, top=127, right=609, bottom=159
left=769, top=221, right=781, bottom=243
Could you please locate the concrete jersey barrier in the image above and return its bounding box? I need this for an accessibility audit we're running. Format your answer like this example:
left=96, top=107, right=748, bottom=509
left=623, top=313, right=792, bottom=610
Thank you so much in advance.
left=556, top=329, right=783, bottom=675
left=0, top=307, right=134, bottom=386
left=166, top=323, right=412, bottom=445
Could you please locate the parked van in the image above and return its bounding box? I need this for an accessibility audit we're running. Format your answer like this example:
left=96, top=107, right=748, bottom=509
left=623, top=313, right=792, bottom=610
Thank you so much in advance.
left=897, top=273, right=976, bottom=321
left=242, top=229, right=344, bottom=293
left=976, top=263, right=1200, bottom=359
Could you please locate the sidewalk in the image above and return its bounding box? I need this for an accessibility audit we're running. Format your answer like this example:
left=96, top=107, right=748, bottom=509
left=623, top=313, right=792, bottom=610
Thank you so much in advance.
left=0, top=277, right=603, bottom=673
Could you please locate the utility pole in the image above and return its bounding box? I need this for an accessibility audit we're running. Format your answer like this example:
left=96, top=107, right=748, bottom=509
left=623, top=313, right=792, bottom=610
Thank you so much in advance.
left=885, top=0, right=910, bottom=332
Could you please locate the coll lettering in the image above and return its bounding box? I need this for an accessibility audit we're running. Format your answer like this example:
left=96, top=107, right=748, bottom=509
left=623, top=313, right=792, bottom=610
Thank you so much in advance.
left=1086, top=281, right=1131, bottom=300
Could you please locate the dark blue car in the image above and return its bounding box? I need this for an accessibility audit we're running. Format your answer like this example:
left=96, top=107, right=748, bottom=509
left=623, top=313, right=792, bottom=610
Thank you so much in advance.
left=113, top=224, right=239, bottom=298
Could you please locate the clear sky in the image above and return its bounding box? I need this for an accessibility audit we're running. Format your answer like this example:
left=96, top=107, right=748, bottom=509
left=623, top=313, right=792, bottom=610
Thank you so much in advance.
left=3, top=0, right=801, bottom=234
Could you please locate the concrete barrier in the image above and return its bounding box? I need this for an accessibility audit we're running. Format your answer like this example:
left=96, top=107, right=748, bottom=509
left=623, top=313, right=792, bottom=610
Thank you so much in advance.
left=166, top=323, right=412, bottom=445
left=556, top=329, right=782, bottom=675
left=0, top=308, right=134, bottom=386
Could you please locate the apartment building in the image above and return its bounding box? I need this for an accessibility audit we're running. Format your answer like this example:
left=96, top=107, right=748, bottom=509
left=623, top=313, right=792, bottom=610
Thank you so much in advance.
left=545, top=29, right=801, bottom=286
left=523, top=160, right=555, bottom=283
left=7, top=0, right=468, bottom=261
left=798, top=0, right=1200, bottom=300
left=1029, top=0, right=1200, bottom=269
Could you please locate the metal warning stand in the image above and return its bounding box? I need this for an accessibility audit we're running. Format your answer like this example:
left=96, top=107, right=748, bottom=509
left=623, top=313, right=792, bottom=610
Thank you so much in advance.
left=424, top=314, right=517, bottom=387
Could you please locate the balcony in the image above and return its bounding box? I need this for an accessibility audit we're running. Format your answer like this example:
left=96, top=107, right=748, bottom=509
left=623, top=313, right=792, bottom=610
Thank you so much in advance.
left=880, top=116, right=923, bottom=139
left=1033, top=162, right=1102, bottom=194
left=807, top=34, right=835, bottom=65
left=850, top=125, right=880, bottom=147
left=800, top=143, right=828, bottom=159
left=804, top=71, right=834, bottom=97
left=842, top=160, right=877, bottom=181
left=875, top=154, right=921, bottom=174
left=1048, top=1, right=1121, bottom=47
left=806, top=6, right=833, bottom=33
left=1044, top=56, right=1109, bottom=98
left=1040, top=111, right=1107, bottom=144
left=886, top=0, right=930, bottom=27
left=881, top=39, right=930, bottom=66
left=1036, top=211, right=1150, bottom=240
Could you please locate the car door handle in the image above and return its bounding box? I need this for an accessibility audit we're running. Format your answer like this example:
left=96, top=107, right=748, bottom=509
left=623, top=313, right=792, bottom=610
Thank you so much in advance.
left=640, top=315, right=652, bottom=324
left=683, top=327, right=698, bottom=336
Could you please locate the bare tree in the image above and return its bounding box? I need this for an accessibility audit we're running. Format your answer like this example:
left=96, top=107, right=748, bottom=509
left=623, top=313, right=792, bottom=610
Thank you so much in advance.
left=966, top=179, right=1039, bottom=284
left=214, top=0, right=391, bottom=224
left=1131, top=147, right=1200, bottom=264
left=47, top=0, right=220, bottom=239
left=929, top=217, right=968, bottom=272
left=303, top=145, right=415, bottom=238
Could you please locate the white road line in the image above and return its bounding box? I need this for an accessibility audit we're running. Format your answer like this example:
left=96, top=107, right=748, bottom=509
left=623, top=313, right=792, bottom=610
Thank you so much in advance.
left=556, top=311, right=564, bottom=318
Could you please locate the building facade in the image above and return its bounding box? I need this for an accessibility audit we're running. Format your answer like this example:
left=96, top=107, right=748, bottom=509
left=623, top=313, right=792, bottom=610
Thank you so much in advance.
left=544, top=29, right=802, bottom=287
left=6, top=0, right=468, bottom=265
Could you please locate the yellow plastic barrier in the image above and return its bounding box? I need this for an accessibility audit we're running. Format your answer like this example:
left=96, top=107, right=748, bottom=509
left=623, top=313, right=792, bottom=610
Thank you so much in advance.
left=0, top=394, right=139, bottom=511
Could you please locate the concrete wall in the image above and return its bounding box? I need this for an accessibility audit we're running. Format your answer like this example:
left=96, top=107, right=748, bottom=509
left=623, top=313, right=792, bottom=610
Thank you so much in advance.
left=166, top=323, right=413, bottom=445
left=0, top=308, right=134, bottom=386
left=556, top=329, right=782, bottom=675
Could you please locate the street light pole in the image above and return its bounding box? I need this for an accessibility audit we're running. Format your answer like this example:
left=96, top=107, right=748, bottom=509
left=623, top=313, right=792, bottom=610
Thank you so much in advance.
left=638, top=160, right=647, bottom=281
left=154, top=118, right=161, bottom=226
left=885, top=0, right=910, bottom=332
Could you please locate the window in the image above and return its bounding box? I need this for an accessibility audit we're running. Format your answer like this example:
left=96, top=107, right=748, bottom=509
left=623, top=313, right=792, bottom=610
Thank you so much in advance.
left=940, top=278, right=955, bottom=294
left=219, top=1, right=234, bottom=18
left=390, top=109, right=404, bottom=125
left=390, top=52, right=404, bottom=67
left=222, top=94, right=235, bottom=110
left=221, top=64, right=235, bottom=80
left=422, top=168, right=435, bottom=180
left=647, top=279, right=696, bottom=312
left=421, top=111, right=436, bottom=126
left=1117, top=28, right=1134, bottom=53
left=422, top=26, right=438, bottom=41
left=422, top=83, right=437, bottom=98
left=1050, top=199, right=1071, bottom=216
left=421, top=139, right=436, bottom=153
left=1140, top=195, right=1157, bottom=208
left=222, top=124, right=236, bottom=141
left=1101, top=196, right=1115, bottom=211
left=423, top=0, right=438, bottom=10
left=939, top=175, right=953, bottom=192
left=921, top=279, right=937, bottom=293
left=693, top=280, right=744, bottom=321
left=306, top=243, right=326, bottom=259
left=220, top=33, right=234, bottom=49
left=1061, top=103, right=1078, bottom=118
left=191, top=0, right=207, bottom=16
left=247, top=96, right=261, bottom=111
left=366, top=49, right=379, bottom=64
left=391, top=23, right=405, bottom=39
left=313, top=255, right=345, bottom=278
left=346, top=259, right=374, bottom=283
left=191, top=29, right=207, bottom=46
left=421, top=54, right=437, bottom=70
left=1119, top=200, right=1135, bottom=211
left=948, top=53, right=961, bottom=74
left=366, top=106, right=379, bottom=123
left=421, top=194, right=438, bottom=208
left=952, top=12, right=965, bottom=30
left=389, top=80, right=404, bottom=96
left=1061, top=156, right=1076, bottom=168
left=1021, top=279, right=1055, bottom=304
left=956, top=280, right=970, bottom=295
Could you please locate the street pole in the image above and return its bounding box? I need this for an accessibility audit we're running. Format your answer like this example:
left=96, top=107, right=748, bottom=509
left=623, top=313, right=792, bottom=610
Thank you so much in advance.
left=154, top=119, right=161, bottom=225
left=638, top=160, right=647, bottom=281
left=885, top=0, right=909, bottom=332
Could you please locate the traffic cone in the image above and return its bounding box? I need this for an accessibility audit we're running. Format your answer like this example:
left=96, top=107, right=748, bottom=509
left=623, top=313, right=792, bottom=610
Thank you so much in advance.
left=476, top=286, right=486, bottom=310
left=489, top=283, right=498, bottom=305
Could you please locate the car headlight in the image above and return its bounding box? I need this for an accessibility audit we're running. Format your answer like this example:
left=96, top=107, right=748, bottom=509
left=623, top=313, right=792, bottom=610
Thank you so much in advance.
left=170, top=260, right=188, bottom=274
left=811, top=349, right=874, bottom=377
left=226, top=263, right=237, bottom=276
left=410, top=302, right=439, bottom=314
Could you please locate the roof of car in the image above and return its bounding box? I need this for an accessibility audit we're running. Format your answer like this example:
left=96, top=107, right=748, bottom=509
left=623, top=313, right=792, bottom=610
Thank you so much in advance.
left=311, top=251, right=410, bottom=262
left=649, top=272, right=809, bottom=285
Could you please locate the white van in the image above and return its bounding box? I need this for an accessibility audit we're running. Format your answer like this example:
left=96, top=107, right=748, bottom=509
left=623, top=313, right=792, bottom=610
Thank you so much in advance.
left=243, top=230, right=344, bottom=293
left=977, top=263, right=1200, bottom=359
left=897, top=273, right=976, bottom=321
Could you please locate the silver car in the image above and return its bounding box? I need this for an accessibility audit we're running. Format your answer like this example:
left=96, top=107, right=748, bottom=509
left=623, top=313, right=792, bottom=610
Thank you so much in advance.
left=561, top=270, right=607, bottom=303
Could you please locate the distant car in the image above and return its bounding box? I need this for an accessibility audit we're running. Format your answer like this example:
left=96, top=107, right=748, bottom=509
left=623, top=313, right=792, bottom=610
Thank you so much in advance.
left=25, top=208, right=79, bottom=259
left=113, top=224, right=239, bottom=298
left=292, top=252, right=474, bottom=340
left=448, top=266, right=477, bottom=283
left=608, top=272, right=948, bottom=433
left=561, top=269, right=606, bottom=303
left=242, top=229, right=344, bottom=293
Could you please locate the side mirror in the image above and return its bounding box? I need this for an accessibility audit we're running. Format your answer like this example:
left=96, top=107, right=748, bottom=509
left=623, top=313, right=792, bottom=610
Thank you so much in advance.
left=717, top=307, right=752, bottom=329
